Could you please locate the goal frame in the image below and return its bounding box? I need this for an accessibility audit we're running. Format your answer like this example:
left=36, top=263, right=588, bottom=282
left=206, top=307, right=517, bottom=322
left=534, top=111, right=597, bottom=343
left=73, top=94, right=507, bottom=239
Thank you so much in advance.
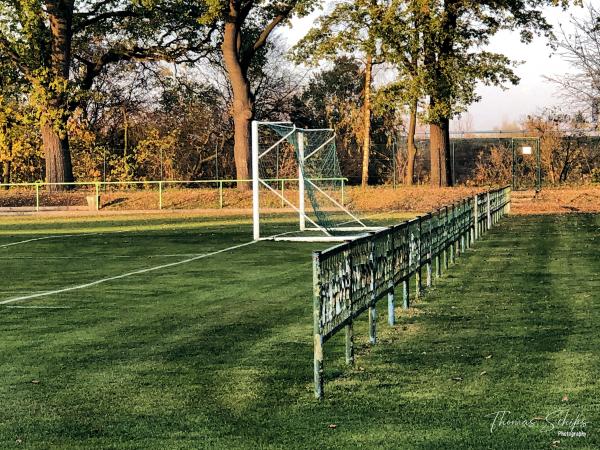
left=251, top=121, right=384, bottom=242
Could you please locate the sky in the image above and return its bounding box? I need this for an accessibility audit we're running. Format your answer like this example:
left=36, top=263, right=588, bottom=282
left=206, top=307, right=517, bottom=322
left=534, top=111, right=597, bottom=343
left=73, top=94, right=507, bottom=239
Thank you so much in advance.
left=285, top=3, right=588, bottom=132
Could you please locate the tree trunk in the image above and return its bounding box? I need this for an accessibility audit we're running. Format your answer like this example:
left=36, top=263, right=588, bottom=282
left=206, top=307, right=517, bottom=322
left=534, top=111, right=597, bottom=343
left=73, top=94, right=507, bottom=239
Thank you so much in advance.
left=405, top=102, right=418, bottom=185
left=1, top=125, right=10, bottom=189
left=361, top=53, right=373, bottom=189
left=2, top=160, right=10, bottom=189
left=427, top=1, right=455, bottom=188
left=222, top=18, right=253, bottom=190
left=42, top=122, right=74, bottom=186
left=429, top=117, right=450, bottom=187
left=43, top=0, right=75, bottom=188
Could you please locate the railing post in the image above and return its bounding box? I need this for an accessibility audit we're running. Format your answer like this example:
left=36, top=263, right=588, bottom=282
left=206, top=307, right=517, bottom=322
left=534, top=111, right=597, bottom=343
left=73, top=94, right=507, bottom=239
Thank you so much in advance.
left=341, top=179, right=345, bottom=207
left=368, top=240, right=377, bottom=344
left=158, top=181, right=163, bottom=210
left=387, top=287, right=395, bottom=326
left=388, top=231, right=396, bottom=326
left=219, top=181, right=224, bottom=209
left=402, top=277, right=410, bottom=310
left=473, top=195, right=479, bottom=241
left=345, top=322, right=354, bottom=366
left=461, top=203, right=467, bottom=253
left=313, top=251, right=324, bottom=400
left=280, top=179, right=284, bottom=208
left=403, top=225, right=410, bottom=309
left=369, top=306, right=377, bottom=344
left=449, top=206, right=456, bottom=265
left=444, top=207, right=449, bottom=270
left=35, top=182, right=40, bottom=212
left=435, top=212, right=442, bottom=278
left=415, top=216, right=423, bottom=298
left=347, top=249, right=355, bottom=363
left=487, top=191, right=491, bottom=230
left=426, top=215, right=432, bottom=288
left=95, top=182, right=100, bottom=211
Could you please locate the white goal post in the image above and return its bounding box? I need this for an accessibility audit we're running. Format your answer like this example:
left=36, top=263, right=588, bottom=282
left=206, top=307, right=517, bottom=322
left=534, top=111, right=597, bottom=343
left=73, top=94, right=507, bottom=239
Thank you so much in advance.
left=251, top=121, right=384, bottom=242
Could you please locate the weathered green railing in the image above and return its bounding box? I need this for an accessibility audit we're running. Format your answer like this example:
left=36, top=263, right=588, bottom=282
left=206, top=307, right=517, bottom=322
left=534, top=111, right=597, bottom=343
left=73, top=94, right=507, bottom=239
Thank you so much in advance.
left=312, top=186, right=511, bottom=400
left=0, top=177, right=346, bottom=211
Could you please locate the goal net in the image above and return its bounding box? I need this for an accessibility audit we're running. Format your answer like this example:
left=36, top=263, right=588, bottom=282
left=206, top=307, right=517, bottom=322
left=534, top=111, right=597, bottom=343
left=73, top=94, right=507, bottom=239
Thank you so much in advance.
left=251, top=121, right=382, bottom=242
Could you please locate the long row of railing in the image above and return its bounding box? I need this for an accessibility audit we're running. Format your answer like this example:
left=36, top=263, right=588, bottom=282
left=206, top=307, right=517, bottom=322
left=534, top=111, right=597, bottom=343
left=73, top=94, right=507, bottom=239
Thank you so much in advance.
left=0, top=178, right=347, bottom=211
left=311, top=186, right=512, bottom=400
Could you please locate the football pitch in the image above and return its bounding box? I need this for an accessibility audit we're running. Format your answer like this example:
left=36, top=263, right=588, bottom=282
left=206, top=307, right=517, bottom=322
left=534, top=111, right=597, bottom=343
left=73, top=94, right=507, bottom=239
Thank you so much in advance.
left=0, top=212, right=598, bottom=449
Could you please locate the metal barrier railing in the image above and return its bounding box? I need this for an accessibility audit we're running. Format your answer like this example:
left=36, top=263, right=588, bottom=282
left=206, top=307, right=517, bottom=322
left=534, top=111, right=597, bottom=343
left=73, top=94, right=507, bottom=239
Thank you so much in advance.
left=0, top=178, right=347, bottom=211
left=311, top=186, right=511, bottom=399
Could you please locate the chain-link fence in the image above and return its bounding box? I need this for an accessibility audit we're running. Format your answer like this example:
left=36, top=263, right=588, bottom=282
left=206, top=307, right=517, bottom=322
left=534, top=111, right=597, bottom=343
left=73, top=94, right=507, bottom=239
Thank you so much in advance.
left=352, top=133, right=600, bottom=189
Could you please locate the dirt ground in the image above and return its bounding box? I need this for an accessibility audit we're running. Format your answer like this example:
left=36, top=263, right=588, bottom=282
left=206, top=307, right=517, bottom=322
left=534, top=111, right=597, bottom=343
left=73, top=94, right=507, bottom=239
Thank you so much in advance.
left=0, top=185, right=598, bottom=216
left=510, top=187, right=600, bottom=215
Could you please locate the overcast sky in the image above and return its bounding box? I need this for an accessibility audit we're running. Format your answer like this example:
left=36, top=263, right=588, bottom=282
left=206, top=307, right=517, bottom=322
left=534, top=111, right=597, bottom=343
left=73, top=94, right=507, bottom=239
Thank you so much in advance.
left=285, top=3, right=587, bottom=132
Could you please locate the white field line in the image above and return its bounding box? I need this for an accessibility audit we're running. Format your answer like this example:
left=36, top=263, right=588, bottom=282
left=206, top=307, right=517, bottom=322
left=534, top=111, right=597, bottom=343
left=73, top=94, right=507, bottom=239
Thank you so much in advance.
left=4, top=305, right=71, bottom=309
left=0, top=254, right=204, bottom=260
left=0, top=240, right=257, bottom=305
left=0, top=233, right=98, bottom=249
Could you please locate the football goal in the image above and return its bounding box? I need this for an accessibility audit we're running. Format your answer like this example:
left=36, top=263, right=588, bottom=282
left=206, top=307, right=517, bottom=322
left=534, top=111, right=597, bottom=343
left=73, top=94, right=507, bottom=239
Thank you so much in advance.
left=251, top=121, right=383, bottom=242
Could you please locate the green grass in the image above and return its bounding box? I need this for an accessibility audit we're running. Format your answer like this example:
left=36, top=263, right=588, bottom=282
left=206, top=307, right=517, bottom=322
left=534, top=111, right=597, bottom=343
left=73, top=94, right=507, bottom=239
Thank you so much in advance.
left=0, top=213, right=598, bottom=449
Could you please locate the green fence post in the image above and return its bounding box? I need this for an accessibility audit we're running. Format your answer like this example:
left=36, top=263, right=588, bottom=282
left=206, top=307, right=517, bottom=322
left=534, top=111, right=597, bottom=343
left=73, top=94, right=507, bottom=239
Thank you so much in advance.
left=449, top=206, right=456, bottom=265
left=487, top=192, right=491, bottom=231
left=536, top=138, right=542, bottom=192
left=388, top=286, right=395, bottom=326
left=158, top=181, right=163, bottom=210
left=35, top=182, right=40, bottom=212
left=95, top=182, right=100, bottom=210
left=403, top=224, right=410, bottom=308
left=313, top=251, right=324, bottom=401
left=345, top=322, right=354, bottom=366
left=280, top=179, right=284, bottom=208
left=415, top=217, right=422, bottom=298
left=426, top=215, right=433, bottom=288
left=341, top=179, right=345, bottom=207
left=461, top=203, right=467, bottom=253
left=369, top=304, right=377, bottom=344
left=368, top=240, right=377, bottom=344
left=444, top=207, right=450, bottom=270
left=435, top=211, right=442, bottom=278
left=473, top=195, right=479, bottom=241
left=219, top=181, right=224, bottom=209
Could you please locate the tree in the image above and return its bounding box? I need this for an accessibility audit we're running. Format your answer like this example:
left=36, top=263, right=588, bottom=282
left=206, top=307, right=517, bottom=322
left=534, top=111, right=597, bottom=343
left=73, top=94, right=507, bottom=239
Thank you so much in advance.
left=0, top=60, right=41, bottom=186
left=291, top=57, right=365, bottom=179
left=546, top=2, right=599, bottom=123
left=218, top=0, right=316, bottom=189
left=416, top=0, right=574, bottom=187
left=378, top=0, right=428, bottom=185
left=294, top=0, right=388, bottom=188
left=0, top=0, right=215, bottom=188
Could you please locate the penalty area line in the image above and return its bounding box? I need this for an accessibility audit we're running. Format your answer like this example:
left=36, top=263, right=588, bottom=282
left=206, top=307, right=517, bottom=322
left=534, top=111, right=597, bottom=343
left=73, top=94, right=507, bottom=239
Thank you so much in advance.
left=0, top=239, right=258, bottom=305
left=0, top=233, right=99, bottom=249
left=3, top=305, right=72, bottom=309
